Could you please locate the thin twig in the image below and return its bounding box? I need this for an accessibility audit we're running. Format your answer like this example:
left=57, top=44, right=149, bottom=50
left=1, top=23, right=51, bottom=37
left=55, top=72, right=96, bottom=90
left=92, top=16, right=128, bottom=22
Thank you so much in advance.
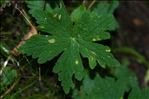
left=11, top=7, right=37, bottom=56
left=38, top=66, right=43, bottom=88
left=88, top=0, right=96, bottom=10
left=16, top=7, right=32, bottom=27
left=113, top=47, right=149, bottom=68
left=83, top=0, right=87, bottom=5
left=11, top=80, right=36, bottom=98
left=0, top=78, right=20, bottom=99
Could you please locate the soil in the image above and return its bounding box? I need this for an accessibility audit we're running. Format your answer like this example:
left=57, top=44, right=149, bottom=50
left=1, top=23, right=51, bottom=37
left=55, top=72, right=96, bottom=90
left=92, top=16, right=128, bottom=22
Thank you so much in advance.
left=115, top=1, right=149, bottom=87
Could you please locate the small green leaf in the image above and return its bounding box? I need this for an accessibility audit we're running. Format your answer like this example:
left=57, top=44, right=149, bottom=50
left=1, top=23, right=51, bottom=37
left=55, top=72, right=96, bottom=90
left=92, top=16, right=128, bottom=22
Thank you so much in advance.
left=0, top=67, right=17, bottom=92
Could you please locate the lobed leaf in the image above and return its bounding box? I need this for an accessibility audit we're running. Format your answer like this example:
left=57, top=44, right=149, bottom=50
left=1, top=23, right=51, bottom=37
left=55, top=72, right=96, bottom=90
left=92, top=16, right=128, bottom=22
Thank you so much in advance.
left=19, top=1, right=119, bottom=93
left=73, top=65, right=148, bottom=99
left=26, top=0, right=72, bottom=36
left=0, top=67, right=17, bottom=92
left=79, top=39, right=120, bottom=68
left=20, top=35, right=69, bottom=64
left=79, top=75, right=126, bottom=99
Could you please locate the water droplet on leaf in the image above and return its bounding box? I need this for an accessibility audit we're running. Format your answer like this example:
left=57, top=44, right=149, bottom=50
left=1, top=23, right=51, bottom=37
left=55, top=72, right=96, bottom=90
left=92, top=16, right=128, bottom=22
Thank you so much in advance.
left=92, top=36, right=101, bottom=41
left=105, top=49, right=111, bottom=52
left=75, top=60, right=79, bottom=64
left=48, top=38, right=56, bottom=43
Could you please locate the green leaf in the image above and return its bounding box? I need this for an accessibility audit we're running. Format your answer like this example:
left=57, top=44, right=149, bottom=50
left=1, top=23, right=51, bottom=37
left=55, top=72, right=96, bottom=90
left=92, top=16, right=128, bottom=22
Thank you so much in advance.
left=26, top=0, right=72, bottom=36
left=114, top=65, right=138, bottom=91
left=53, top=38, right=84, bottom=93
left=0, top=67, right=17, bottom=92
left=114, top=65, right=149, bottom=99
left=74, top=12, right=111, bottom=42
left=79, top=39, right=119, bottom=68
left=19, top=1, right=119, bottom=93
left=71, top=5, right=86, bottom=22
left=0, top=0, right=10, bottom=7
left=79, top=75, right=126, bottom=99
left=74, top=65, right=148, bottom=99
left=20, top=35, right=69, bottom=64
left=93, top=1, right=119, bottom=14
left=93, top=1, right=119, bottom=30
left=128, top=85, right=149, bottom=99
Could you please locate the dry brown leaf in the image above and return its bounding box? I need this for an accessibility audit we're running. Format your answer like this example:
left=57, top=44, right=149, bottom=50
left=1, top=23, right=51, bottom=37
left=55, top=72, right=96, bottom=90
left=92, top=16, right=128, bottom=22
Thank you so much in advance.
left=11, top=9, right=37, bottom=56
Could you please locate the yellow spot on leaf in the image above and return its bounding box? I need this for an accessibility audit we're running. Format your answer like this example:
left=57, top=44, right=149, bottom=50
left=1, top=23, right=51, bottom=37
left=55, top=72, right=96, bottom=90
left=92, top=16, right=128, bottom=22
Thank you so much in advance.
left=92, top=38, right=96, bottom=41
left=92, top=37, right=101, bottom=41
left=75, top=60, right=79, bottom=64
left=48, top=38, right=56, bottom=43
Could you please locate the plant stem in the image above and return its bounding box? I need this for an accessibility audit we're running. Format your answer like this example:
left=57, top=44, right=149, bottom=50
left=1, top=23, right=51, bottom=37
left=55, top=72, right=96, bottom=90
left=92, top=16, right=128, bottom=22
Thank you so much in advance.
left=113, top=47, right=149, bottom=68
left=113, top=47, right=149, bottom=86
